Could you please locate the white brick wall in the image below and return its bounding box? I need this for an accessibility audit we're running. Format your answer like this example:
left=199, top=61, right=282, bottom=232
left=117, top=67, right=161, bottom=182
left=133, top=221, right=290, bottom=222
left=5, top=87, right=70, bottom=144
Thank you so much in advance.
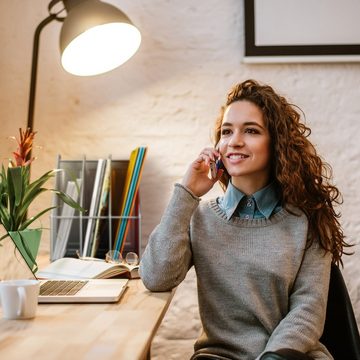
left=1, top=1, right=360, bottom=359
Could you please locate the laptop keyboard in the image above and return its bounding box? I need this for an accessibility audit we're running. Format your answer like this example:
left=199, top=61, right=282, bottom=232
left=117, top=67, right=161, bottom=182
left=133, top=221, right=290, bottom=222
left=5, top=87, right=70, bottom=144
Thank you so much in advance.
left=40, top=280, right=88, bottom=296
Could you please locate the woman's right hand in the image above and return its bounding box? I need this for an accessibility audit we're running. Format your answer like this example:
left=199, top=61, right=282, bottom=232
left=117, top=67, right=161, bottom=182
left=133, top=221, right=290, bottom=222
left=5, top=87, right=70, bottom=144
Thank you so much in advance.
left=181, top=147, right=223, bottom=197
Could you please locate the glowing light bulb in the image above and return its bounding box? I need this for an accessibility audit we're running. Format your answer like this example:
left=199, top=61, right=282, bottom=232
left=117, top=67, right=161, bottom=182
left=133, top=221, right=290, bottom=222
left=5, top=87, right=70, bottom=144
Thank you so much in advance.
left=61, top=22, right=141, bottom=76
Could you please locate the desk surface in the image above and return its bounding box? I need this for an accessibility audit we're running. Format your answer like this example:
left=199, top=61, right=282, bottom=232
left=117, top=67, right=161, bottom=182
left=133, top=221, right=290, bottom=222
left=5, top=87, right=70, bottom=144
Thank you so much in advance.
left=0, top=279, right=174, bottom=360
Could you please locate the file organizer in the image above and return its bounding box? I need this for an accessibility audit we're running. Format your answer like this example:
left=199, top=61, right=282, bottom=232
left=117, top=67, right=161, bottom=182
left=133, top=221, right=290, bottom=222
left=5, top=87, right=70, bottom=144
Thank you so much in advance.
left=50, top=155, right=141, bottom=261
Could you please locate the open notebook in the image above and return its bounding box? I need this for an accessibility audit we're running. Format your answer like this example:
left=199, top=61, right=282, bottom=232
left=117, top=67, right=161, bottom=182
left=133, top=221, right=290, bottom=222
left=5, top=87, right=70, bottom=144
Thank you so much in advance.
left=0, top=236, right=128, bottom=303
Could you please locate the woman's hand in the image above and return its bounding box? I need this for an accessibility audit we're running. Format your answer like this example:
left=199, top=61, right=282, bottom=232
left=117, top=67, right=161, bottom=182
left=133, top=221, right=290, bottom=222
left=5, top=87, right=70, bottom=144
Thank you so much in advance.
left=181, top=147, right=224, bottom=197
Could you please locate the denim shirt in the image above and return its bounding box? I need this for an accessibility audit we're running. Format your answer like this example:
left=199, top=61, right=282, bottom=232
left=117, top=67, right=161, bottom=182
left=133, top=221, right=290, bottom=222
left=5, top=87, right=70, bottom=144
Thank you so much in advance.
left=218, top=181, right=282, bottom=220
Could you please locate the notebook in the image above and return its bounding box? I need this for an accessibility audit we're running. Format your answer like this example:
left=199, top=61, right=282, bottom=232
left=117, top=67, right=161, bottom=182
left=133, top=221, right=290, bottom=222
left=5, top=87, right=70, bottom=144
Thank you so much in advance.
left=0, top=236, right=128, bottom=303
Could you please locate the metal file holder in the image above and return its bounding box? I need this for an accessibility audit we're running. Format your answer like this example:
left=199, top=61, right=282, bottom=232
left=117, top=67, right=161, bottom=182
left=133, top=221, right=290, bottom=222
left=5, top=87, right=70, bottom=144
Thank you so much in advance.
left=50, top=155, right=141, bottom=262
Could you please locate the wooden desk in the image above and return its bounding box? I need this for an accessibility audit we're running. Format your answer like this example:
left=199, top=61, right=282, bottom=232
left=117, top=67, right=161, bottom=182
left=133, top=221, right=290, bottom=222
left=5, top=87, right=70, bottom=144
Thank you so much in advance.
left=0, top=279, right=174, bottom=360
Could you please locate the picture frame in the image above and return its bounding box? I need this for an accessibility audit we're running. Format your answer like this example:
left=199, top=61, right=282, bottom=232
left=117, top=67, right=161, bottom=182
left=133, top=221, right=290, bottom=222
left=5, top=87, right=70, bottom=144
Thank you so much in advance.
left=243, top=0, right=360, bottom=63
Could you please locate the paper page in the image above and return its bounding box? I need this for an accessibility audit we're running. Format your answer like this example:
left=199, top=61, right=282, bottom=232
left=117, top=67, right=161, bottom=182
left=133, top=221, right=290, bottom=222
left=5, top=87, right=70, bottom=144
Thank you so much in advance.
left=36, top=257, right=123, bottom=279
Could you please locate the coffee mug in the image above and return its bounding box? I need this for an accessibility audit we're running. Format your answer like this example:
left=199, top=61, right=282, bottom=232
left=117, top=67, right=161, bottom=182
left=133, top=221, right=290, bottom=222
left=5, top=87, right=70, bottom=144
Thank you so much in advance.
left=0, top=279, right=40, bottom=319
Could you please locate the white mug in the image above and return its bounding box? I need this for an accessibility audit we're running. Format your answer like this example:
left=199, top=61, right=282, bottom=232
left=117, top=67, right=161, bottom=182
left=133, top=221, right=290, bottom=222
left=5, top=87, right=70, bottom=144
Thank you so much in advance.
left=0, top=279, right=40, bottom=319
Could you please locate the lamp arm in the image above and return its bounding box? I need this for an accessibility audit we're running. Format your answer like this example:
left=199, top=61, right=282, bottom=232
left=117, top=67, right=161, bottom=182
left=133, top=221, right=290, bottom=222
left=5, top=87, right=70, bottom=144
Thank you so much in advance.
left=27, top=14, right=58, bottom=131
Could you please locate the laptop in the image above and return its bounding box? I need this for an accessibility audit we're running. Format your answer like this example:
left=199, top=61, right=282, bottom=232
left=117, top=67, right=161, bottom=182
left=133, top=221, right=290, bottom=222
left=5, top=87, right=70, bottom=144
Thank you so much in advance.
left=0, top=236, right=128, bottom=303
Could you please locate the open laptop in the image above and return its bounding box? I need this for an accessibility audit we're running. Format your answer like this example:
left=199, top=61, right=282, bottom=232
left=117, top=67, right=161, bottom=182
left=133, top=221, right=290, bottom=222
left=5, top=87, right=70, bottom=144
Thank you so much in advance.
left=0, top=236, right=128, bottom=303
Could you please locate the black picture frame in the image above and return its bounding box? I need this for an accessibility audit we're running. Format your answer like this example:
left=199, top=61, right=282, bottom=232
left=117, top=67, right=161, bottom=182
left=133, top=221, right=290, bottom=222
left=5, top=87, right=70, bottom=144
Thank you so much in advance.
left=244, top=0, right=360, bottom=62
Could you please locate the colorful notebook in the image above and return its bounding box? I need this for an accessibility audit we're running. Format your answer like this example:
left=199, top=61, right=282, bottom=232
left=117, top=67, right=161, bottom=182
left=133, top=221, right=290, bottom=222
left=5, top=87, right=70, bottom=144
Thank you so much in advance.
left=114, top=147, right=147, bottom=254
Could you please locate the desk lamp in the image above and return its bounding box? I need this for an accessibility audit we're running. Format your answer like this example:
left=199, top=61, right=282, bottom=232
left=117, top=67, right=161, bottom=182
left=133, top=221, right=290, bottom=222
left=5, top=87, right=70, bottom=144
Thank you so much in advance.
left=27, top=0, right=141, bottom=132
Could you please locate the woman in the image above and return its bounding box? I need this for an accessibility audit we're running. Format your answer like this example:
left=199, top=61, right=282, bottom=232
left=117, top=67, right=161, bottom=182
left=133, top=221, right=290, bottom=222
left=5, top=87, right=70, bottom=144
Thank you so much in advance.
left=139, top=79, right=349, bottom=360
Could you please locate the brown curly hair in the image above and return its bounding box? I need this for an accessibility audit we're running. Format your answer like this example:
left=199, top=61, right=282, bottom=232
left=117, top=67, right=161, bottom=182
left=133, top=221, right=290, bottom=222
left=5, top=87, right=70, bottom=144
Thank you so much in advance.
left=213, top=79, right=350, bottom=265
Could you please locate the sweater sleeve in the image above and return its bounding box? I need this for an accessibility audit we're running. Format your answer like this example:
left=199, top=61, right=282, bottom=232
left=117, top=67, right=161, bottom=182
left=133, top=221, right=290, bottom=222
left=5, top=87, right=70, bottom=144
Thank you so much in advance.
left=257, top=241, right=332, bottom=359
left=139, top=184, right=200, bottom=292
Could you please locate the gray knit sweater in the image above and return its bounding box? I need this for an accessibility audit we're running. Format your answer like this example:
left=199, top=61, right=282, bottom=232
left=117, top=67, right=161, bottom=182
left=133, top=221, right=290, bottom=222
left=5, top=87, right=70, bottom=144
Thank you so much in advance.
left=140, top=184, right=333, bottom=360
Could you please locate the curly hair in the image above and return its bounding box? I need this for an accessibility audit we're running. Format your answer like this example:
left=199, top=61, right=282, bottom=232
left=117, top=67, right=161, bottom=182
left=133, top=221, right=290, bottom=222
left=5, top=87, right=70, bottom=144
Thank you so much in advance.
left=213, top=79, right=350, bottom=265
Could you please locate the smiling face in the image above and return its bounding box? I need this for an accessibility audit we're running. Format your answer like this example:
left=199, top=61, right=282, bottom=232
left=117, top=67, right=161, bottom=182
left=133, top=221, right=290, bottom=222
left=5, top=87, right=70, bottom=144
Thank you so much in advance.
left=218, top=100, right=272, bottom=194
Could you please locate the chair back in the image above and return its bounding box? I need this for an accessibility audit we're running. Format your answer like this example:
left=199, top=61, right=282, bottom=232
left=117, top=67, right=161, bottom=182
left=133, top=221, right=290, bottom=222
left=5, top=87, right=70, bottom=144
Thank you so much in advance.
left=320, top=264, right=360, bottom=360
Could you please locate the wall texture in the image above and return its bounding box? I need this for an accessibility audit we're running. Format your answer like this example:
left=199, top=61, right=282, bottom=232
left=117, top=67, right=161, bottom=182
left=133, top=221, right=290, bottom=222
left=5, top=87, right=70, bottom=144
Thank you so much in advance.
left=0, top=1, right=360, bottom=359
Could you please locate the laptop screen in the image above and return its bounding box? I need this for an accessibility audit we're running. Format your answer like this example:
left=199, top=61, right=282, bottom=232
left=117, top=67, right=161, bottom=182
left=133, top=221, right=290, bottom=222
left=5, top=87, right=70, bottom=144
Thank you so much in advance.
left=0, top=236, right=37, bottom=280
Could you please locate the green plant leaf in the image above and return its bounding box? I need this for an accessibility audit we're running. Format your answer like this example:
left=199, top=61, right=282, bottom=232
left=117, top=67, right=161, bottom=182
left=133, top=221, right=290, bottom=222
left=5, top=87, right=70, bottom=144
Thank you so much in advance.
left=0, top=165, right=6, bottom=190
left=51, top=189, right=85, bottom=212
left=20, top=206, right=57, bottom=230
left=17, top=187, right=48, bottom=223
left=0, top=233, right=9, bottom=241
left=6, top=168, right=16, bottom=212
left=0, top=159, right=83, bottom=232
left=23, top=169, right=56, bottom=201
left=0, top=197, right=11, bottom=231
left=8, top=166, right=24, bottom=207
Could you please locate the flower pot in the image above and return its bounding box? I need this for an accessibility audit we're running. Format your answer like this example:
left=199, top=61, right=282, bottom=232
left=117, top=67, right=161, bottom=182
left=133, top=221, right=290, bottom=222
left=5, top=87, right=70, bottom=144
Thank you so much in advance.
left=8, top=229, right=42, bottom=274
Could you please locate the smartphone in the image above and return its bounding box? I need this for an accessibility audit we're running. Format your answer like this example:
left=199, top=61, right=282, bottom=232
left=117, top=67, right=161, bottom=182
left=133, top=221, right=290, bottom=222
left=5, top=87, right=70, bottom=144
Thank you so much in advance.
left=210, top=159, right=224, bottom=179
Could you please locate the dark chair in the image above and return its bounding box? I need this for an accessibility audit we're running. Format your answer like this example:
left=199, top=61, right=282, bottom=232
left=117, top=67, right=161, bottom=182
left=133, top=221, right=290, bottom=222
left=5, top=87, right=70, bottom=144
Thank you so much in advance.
left=320, top=264, right=360, bottom=360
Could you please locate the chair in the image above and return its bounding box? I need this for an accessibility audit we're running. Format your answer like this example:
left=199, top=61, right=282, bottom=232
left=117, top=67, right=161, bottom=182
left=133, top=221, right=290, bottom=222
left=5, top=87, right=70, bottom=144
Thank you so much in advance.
left=320, top=264, right=360, bottom=360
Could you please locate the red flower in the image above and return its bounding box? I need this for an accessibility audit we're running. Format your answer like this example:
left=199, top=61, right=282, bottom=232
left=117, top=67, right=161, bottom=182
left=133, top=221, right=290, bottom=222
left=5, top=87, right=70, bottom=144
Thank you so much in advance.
left=10, top=128, right=36, bottom=167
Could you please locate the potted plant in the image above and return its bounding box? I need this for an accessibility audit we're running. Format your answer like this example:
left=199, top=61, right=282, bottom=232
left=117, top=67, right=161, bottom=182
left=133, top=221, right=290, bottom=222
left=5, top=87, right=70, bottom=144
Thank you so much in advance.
left=0, top=128, right=83, bottom=273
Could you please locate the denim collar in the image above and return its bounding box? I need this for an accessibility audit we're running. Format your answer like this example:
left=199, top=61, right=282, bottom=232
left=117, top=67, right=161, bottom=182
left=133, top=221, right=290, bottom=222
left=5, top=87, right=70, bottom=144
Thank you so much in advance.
left=220, top=181, right=280, bottom=220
